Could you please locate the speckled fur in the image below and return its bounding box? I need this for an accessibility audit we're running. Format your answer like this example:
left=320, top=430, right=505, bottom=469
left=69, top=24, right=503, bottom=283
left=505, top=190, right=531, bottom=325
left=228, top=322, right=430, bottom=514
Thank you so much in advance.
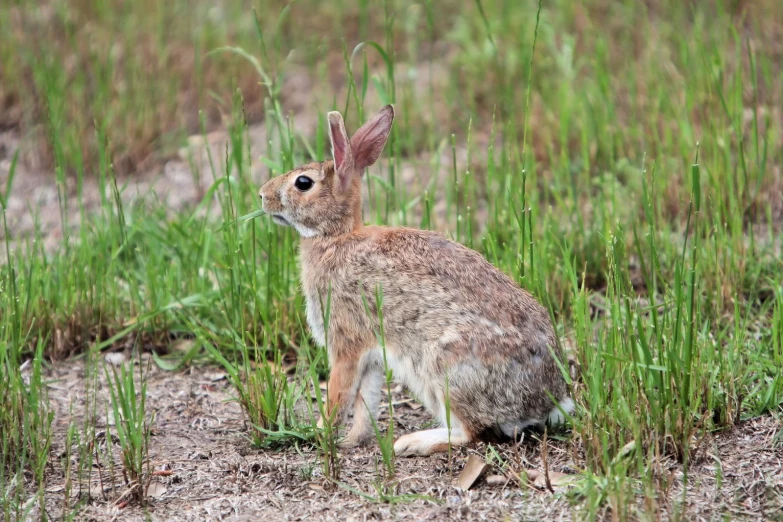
left=259, top=105, right=572, bottom=456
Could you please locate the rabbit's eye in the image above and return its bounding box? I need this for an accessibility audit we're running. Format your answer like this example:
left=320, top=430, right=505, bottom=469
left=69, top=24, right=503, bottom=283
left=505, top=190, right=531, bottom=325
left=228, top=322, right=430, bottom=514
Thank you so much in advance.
left=294, top=175, right=314, bottom=192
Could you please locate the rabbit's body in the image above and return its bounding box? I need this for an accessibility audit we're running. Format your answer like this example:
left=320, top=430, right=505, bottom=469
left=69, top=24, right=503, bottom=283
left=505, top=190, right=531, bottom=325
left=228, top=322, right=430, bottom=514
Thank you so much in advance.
left=259, top=106, right=572, bottom=456
left=300, top=226, right=571, bottom=453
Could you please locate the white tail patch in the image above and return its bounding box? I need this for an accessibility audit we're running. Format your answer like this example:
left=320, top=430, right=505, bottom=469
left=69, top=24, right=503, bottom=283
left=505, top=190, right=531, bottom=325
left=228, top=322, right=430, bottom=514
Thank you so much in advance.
left=547, top=397, right=575, bottom=426
left=499, top=398, right=575, bottom=438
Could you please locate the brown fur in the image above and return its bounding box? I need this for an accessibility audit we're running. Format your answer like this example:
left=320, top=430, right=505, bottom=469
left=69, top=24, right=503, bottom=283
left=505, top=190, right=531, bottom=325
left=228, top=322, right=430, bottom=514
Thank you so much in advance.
left=259, top=105, right=572, bottom=457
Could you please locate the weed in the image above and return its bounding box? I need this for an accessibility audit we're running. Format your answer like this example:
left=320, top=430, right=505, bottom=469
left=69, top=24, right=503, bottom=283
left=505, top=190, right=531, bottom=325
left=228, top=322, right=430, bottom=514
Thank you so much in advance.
left=104, top=351, right=154, bottom=505
left=336, top=479, right=437, bottom=505
left=0, top=339, right=54, bottom=521
left=203, top=334, right=316, bottom=448
left=312, top=287, right=341, bottom=483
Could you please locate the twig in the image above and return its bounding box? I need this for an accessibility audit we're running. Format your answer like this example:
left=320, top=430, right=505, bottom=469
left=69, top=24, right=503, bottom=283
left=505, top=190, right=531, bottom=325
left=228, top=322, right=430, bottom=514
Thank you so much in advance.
left=542, top=427, right=554, bottom=493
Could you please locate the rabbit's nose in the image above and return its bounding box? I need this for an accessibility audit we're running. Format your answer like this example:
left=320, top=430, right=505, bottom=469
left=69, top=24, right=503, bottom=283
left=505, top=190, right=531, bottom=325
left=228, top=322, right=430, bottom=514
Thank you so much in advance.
left=258, top=189, right=264, bottom=200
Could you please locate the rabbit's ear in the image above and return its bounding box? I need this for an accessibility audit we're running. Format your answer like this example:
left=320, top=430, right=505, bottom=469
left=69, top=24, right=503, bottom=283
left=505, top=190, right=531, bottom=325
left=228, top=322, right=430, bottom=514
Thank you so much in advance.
left=328, top=111, right=354, bottom=191
left=351, top=105, right=394, bottom=172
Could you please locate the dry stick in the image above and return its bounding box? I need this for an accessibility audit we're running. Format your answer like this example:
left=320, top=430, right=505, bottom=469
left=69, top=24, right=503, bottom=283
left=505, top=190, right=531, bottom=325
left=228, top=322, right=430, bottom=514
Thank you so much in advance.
left=94, top=437, right=109, bottom=501
left=511, top=432, right=534, bottom=489
left=542, top=427, right=554, bottom=493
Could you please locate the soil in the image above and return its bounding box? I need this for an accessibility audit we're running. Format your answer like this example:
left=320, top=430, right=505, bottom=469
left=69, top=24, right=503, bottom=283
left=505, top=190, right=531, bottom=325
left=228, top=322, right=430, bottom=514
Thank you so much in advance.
left=21, top=352, right=783, bottom=522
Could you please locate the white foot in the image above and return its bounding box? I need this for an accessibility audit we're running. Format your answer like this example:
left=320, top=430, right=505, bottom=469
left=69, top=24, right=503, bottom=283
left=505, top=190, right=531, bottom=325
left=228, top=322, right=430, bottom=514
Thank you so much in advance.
left=393, top=428, right=471, bottom=457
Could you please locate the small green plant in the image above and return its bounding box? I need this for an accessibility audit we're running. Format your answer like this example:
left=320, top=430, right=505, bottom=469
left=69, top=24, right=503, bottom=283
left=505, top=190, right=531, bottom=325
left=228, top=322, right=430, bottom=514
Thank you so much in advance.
left=61, top=409, right=80, bottom=517
left=312, top=287, right=341, bottom=483
left=60, top=389, right=97, bottom=521
left=197, top=323, right=316, bottom=448
left=765, top=289, right=783, bottom=413
left=298, top=462, right=316, bottom=481
left=0, top=339, right=54, bottom=522
left=104, top=353, right=154, bottom=505
left=310, top=359, right=340, bottom=483
left=245, top=354, right=305, bottom=444
left=444, top=372, right=453, bottom=476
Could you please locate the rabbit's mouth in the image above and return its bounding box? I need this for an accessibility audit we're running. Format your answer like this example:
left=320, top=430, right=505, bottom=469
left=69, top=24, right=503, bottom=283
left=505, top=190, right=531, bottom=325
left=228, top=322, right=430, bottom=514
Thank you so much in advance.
left=271, top=214, right=291, bottom=226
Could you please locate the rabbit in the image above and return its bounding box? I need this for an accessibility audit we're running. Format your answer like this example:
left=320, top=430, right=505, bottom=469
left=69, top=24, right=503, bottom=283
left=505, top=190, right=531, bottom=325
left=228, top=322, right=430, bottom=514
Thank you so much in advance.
left=258, top=105, right=573, bottom=456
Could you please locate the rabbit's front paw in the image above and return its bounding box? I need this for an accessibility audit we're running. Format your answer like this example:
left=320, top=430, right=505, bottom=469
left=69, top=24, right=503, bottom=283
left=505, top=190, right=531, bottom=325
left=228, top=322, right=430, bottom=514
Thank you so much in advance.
left=339, top=428, right=373, bottom=448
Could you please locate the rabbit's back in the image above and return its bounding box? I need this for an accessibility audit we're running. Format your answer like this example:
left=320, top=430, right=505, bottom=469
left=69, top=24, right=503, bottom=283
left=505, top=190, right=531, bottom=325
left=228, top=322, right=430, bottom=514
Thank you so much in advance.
left=302, top=226, right=554, bottom=345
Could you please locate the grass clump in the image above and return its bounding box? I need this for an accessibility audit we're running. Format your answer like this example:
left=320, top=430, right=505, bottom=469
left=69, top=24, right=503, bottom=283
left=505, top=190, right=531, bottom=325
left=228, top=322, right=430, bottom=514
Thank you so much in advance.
left=204, top=336, right=317, bottom=448
left=104, top=355, right=154, bottom=505
left=0, top=340, right=54, bottom=521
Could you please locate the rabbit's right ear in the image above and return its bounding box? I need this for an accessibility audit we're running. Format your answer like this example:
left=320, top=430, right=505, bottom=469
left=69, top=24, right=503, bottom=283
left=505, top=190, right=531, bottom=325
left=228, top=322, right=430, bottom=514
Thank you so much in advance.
left=328, top=111, right=354, bottom=192
left=350, top=105, right=394, bottom=171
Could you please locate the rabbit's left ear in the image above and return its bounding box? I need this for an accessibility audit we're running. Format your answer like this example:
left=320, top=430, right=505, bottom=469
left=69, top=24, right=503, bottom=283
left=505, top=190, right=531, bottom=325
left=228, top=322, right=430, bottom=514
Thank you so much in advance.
left=351, top=105, right=394, bottom=172
left=328, top=111, right=354, bottom=191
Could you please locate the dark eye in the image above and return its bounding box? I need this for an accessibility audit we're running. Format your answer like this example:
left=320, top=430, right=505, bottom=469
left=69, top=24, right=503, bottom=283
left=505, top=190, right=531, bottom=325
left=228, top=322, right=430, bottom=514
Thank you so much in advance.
left=294, top=175, right=314, bottom=191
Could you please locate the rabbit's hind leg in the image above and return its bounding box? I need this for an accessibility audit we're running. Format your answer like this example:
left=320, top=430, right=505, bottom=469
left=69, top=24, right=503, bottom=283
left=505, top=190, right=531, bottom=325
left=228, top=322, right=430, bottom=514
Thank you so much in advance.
left=393, top=400, right=473, bottom=456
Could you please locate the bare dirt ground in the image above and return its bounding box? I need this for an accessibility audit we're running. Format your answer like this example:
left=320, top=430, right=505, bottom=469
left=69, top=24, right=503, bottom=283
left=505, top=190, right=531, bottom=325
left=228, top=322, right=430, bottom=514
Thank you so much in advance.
left=30, top=351, right=783, bottom=522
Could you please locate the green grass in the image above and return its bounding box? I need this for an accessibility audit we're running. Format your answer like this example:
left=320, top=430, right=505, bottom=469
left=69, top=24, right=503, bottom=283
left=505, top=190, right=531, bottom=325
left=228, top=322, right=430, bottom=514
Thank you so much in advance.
left=1, top=0, right=783, bottom=519
left=104, top=354, right=154, bottom=505
left=1, top=339, right=53, bottom=521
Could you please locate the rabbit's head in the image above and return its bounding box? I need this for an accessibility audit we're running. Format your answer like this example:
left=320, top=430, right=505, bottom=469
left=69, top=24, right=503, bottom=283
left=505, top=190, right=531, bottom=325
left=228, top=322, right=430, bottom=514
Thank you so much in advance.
left=258, top=105, right=394, bottom=238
